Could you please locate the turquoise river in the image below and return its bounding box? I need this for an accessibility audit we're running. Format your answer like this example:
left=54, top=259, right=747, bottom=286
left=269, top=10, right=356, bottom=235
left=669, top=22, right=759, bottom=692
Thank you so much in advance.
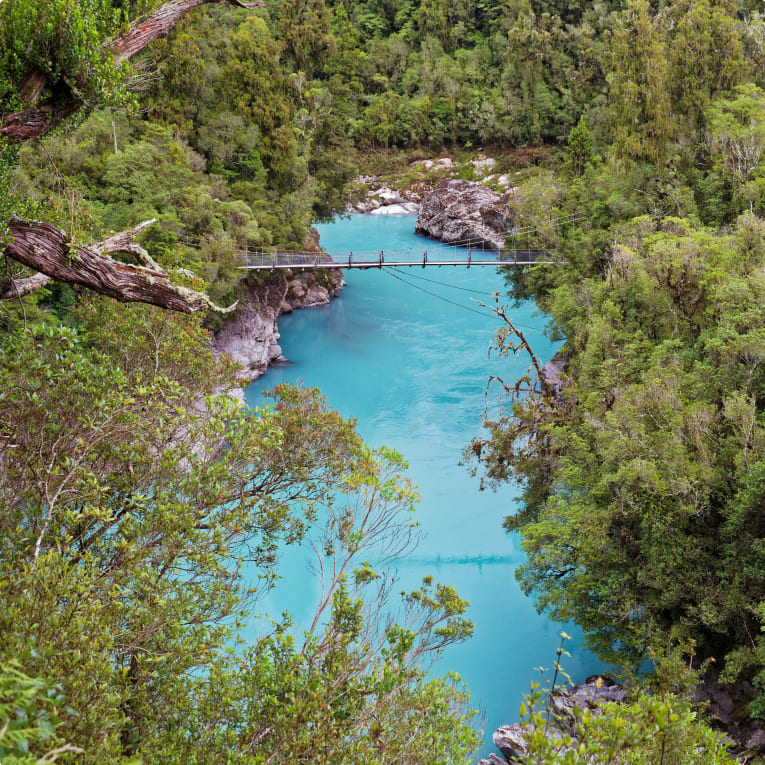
left=245, top=213, right=602, bottom=758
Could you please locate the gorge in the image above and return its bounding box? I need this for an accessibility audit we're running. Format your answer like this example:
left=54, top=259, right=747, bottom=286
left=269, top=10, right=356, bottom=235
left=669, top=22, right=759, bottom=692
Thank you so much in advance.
left=242, top=212, right=603, bottom=757
left=3, top=0, right=764, bottom=759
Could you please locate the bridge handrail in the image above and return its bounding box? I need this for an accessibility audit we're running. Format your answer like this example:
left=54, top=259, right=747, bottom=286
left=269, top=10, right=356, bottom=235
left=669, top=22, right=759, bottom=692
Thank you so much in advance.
left=238, top=248, right=558, bottom=269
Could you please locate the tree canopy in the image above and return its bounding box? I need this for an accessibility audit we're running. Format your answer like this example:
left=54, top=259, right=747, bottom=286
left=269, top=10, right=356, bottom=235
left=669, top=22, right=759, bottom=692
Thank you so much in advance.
left=4, top=0, right=765, bottom=758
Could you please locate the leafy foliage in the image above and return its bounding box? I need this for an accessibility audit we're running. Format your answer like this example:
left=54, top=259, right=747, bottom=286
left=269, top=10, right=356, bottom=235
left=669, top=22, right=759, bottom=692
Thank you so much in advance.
left=0, top=0, right=131, bottom=114
left=0, top=662, right=78, bottom=763
left=0, top=310, right=479, bottom=761
left=518, top=650, right=735, bottom=764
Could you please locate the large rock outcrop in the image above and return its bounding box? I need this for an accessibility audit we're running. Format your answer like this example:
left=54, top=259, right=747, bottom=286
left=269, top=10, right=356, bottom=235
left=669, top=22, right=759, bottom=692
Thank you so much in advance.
left=415, top=179, right=514, bottom=251
left=541, top=350, right=568, bottom=403
left=212, top=238, right=343, bottom=384
left=479, top=677, right=627, bottom=765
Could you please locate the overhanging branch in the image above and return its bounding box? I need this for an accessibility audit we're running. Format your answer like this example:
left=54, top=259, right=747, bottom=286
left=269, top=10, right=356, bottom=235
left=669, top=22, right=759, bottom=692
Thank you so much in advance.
left=112, top=0, right=265, bottom=65
left=1, top=0, right=257, bottom=313
left=1, top=97, right=81, bottom=144
left=4, top=217, right=236, bottom=314
left=0, top=272, right=52, bottom=301
left=18, top=68, right=48, bottom=106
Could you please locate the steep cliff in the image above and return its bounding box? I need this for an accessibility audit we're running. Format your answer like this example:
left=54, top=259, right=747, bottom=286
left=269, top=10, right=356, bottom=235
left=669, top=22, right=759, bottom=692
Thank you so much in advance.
left=212, top=230, right=344, bottom=386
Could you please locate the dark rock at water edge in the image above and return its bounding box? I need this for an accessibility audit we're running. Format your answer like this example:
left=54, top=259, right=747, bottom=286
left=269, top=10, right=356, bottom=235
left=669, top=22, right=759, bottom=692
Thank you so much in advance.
left=477, top=754, right=511, bottom=765
left=415, top=179, right=515, bottom=251
left=694, top=671, right=765, bottom=755
left=481, top=672, right=765, bottom=761
left=541, top=350, right=568, bottom=403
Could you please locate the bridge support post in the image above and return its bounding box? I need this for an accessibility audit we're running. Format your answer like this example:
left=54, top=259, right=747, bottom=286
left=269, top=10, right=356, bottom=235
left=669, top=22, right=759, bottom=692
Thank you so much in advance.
left=468, top=250, right=471, bottom=268
left=379, top=250, right=383, bottom=269
left=348, top=251, right=352, bottom=269
left=422, top=250, right=427, bottom=268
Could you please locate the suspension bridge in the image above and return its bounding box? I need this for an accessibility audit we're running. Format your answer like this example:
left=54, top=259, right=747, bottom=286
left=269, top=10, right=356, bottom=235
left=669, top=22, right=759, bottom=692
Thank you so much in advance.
left=238, top=247, right=554, bottom=271
left=226, top=214, right=581, bottom=326
left=234, top=212, right=583, bottom=271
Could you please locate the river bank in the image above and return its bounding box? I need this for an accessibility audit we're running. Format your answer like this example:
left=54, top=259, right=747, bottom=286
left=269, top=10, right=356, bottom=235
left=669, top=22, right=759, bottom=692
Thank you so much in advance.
left=347, top=152, right=518, bottom=216
left=211, top=228, right=344, bottom=395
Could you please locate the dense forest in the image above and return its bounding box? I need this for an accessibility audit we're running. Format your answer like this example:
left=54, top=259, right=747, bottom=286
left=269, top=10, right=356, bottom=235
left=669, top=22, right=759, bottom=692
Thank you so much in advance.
left=1, top=0, right=765, bottom=761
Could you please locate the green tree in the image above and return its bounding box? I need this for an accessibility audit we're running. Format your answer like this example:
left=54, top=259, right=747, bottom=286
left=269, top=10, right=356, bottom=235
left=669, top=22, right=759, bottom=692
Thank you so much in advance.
left=664, top=0, right=746, bottom=128
left=500, top=3, right=576, bottom=144
left=606, top=0, right=673, bottom=165
left=565, top=116, right=594, bottom=176
left=416, top=0, right=450, bottom=47
left=278, top=0, right=336, bottom=76
left=221, top=17, right=298, bottom=181
left=706, top=84, right=765, bottom=190
left=0, top=0, right=130, bottom=115
left=0, top=662, right=79, bottom=763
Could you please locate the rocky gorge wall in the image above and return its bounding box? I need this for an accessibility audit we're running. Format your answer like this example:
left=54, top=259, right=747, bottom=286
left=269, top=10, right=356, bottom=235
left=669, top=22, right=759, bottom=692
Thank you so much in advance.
left=212, top=229, right=344, bottom=398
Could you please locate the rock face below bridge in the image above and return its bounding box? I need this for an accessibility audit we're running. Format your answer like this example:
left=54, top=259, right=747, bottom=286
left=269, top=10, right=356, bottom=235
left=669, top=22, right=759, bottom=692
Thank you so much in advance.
left=212, top=228, right=344, bottom=385
left=415, top=179, right=514, bottom=251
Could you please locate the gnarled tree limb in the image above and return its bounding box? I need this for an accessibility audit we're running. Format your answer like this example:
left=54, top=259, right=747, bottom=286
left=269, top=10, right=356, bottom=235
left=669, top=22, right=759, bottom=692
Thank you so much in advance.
left=1, top=0, right=263, bottom=144
left=92, top=219, right=163, bottom=270
left=112, top=0, right=265, bottom=65
left=1, top=97, right=80, bottom=144
left=5, top=217, right=236, bottom=314
left=0, top=272, right=52, bottom=301
left=18, top=68, right=48, bottom=106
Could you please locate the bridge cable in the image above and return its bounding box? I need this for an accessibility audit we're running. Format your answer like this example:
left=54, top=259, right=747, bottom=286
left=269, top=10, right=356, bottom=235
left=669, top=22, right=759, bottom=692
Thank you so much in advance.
left=382, top=268, right=494, bottom=318
left=381, top=268, right=546, bottom=333
left=386, top=267, right=506, bottom=296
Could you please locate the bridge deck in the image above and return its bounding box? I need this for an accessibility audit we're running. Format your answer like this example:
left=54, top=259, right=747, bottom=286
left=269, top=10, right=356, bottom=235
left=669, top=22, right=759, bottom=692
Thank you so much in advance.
left=239, top=249, right=554, bottom=270
left=239, top=260, right=550, bottom=270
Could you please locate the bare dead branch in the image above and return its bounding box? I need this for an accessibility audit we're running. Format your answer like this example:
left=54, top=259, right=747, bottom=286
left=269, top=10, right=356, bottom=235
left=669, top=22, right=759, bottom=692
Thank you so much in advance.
left=479, top=297, right=555, bottom=401
left=92, top=219, right=163, bottom=270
